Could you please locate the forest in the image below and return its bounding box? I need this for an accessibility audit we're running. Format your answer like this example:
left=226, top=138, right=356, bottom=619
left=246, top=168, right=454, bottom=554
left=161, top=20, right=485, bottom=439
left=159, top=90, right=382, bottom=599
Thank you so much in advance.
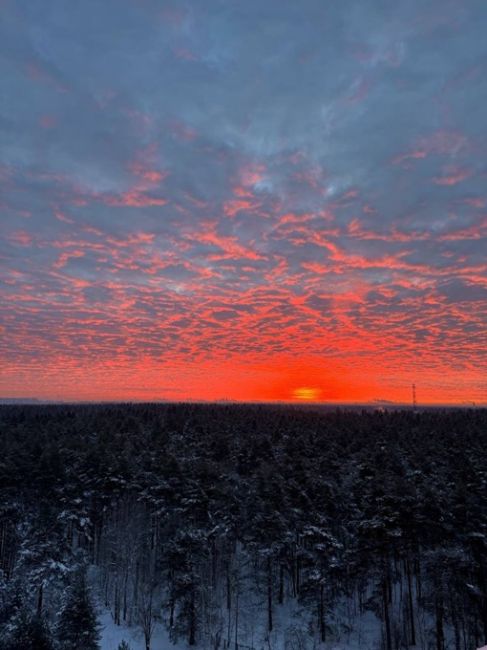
left=0, top=403, right=486, bottom=650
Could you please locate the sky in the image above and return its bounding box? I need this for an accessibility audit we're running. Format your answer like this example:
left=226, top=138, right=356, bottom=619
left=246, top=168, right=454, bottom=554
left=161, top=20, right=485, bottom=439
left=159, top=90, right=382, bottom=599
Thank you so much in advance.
left=0, top=0, right=486, bottom=404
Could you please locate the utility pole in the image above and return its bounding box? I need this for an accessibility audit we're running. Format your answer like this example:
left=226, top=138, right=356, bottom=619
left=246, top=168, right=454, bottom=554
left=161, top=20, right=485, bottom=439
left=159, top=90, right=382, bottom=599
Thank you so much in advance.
left=412, top=383, right=417, bottom=409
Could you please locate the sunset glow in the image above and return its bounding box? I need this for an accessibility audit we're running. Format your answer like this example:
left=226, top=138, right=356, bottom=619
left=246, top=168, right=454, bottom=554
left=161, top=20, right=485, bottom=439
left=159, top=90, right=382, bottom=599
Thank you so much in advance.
left=293, top=387, right=322, bottom=401
left=0, top=1, right=486, bottom=405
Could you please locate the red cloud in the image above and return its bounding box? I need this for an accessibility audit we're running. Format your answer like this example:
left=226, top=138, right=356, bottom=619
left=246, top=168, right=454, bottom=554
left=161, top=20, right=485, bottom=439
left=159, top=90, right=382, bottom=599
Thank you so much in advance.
left=104, top=192, right=168, bottom=207
left=223, top=199, right=256, bottom=218
left=433, top=167, right=471, bottom=186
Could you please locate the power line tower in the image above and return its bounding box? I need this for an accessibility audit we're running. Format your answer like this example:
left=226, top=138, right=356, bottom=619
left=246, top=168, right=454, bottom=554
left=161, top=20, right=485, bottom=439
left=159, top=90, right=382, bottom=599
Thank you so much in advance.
left=412, top=383, right=417, bottom=409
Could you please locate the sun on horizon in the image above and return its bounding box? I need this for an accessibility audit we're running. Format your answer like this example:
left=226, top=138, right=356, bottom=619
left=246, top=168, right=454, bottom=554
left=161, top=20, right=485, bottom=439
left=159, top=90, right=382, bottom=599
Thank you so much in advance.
left=293, top=387, right=322, bottom=401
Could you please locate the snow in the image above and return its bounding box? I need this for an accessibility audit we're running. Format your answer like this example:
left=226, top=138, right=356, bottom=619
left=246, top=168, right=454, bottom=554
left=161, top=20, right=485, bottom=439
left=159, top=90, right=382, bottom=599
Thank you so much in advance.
left=97, top=597, right=384, bottom=650
left=98, top=610, right=178, bottom=650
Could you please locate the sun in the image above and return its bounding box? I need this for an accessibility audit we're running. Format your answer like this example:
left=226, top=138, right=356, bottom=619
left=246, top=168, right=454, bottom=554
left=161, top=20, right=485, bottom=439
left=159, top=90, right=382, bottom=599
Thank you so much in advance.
left=293, top=387, right=321, bottom=401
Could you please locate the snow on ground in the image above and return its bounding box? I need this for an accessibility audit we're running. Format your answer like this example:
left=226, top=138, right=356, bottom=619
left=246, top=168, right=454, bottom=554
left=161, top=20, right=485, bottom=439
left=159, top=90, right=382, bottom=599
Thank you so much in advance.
left=98, top=602, right=384, bottom=650
left=99, top=609, right=178, bottom=650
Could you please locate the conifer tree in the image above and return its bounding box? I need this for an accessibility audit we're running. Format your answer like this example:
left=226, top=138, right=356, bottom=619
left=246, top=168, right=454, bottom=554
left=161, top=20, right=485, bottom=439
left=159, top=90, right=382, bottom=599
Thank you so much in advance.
left=56, top=570, right=100, bottom=650
left=3, top=611, right=53, bottom=650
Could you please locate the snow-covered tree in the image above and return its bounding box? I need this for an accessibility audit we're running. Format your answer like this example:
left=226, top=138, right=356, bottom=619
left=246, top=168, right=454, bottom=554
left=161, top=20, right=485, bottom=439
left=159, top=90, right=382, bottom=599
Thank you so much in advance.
left=1, top=611, right=53, bottom=650
left=56, top=570, right=100, bottom=650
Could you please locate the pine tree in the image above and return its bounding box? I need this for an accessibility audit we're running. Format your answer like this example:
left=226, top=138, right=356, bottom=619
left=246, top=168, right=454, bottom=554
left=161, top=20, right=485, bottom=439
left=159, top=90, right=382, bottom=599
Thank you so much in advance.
left=3, top=611, right=53, bottom=650
left=56, top=571, right=100, bottom=650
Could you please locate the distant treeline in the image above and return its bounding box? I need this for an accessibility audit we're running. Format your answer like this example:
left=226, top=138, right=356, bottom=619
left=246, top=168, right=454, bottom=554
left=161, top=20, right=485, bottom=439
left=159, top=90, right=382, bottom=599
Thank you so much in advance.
left=0, top=404, right=486, bottom=649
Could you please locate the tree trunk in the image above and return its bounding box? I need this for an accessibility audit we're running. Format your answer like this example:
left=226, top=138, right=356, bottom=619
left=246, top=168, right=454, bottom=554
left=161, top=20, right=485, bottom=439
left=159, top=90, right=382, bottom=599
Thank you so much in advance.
left=189, top=584, right=196, bottom=645
left=114, top=580, right=120, bottom=625
left=37, top=582, right=43, bottom=616
left=383, top=577, right=392, bottom=650
left=296, top=555, right=301, bottom=596
left=475, top=552, right=487, bottom=643
left=227, top=565, right=232, bottom=610
left=278, top=564, right=284, bottom=604
left=319, top=582, right=326, bottom=643
left=435, top=597, right=444, bottom=650
left=406, top=559, right=416, bottom=646
left=267, top=556, right=273, bottom=632
left=123, top=569, right=128, bottom=622
left=234, top=587, right=239, bottom=650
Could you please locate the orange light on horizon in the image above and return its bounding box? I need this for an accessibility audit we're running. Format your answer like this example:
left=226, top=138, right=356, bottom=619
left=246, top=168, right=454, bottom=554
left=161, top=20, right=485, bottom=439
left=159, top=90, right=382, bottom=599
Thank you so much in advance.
left=1, top=354, right=485, bottom=406
left=293, top=386, right=322, bottom=401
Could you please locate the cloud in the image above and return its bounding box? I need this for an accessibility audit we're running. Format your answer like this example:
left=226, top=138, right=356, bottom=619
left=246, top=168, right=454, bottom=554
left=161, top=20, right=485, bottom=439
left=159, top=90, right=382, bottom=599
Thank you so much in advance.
left=0, top=0, right=486, bottom=404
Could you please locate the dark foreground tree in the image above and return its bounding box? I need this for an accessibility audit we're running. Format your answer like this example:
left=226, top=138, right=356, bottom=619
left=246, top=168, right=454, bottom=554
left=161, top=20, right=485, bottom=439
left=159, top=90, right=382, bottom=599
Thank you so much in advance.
left=2, top=611, right=53, bottom=650
left=56, top=570, right=100, bottom=650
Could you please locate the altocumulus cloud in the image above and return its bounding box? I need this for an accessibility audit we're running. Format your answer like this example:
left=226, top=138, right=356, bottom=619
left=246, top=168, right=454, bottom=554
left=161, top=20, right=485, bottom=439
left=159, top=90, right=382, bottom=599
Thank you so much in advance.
left=0, top=0, right=486, bottom=403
